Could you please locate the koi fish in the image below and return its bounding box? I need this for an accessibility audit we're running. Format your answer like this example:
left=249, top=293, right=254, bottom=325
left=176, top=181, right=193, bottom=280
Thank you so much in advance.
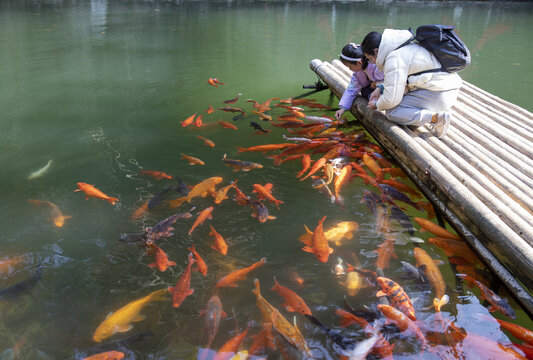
left=206, top=105, right=215, bottom=113
left=216, top=258, right=266, bottom=288
left=223, top=93, right=242, bottom=104
left=389, top=205, right=415, bottom=235
left=374, top=239, right=396, bottom=270
left=247, top=97, right=280, bottom=113
left=295, top=154, right=312, bottom=179
left=209, top=225, right=228, bottom=255
left=497, top=319, right=533, bottom=346
left=147, top=244, right=176, bottom=272
left=248, top=323, right=276, bottom=355
left=139, top=170, right=173, bottom=180
left=299, top=156, right=327, bottom=181
left=0, top=255, right=28, bottom=275
left=218, top=106, right=245, bottom=115
left=376, top=277, right=416, bottom=321
left=194, top=114, right=205, bottom=127
left=181, top=113, right=196, bottom=127
left=130, top=201, right=149, bottom=221
left=168, top=177, right=223, bottom=208
left=323, top=221, right=359, bottom=246
left=413, top=217, right=461, bottom=240
left=400, top=261, right=427, bottom=284
left=381, top=179, right=422, bottom=198
left=271, top=276, right=312, bottom=316
left=188, top=244, right=207, bottom=276
left=148, top=185, right=174, bottom=209
left=237, top=143, right=293, bottom=153
left=248, top=200, right=275, bottom=222
left=362, top=153, right=381, bottom=175
left=215, top=325, right=250, bottom=360
left=340, top=271, right=365, bottom=297
left=201, top=295, right=227, bottom=349
left=334, top=164, right=352, bottom=202
left=74, top=182, right=119, bottom=205
left=82, top=351, right=124, bottom=360
left=378, top=184, right=420, bottom=210
left=28, top=160, right=53, bottom=180
left=252, top=111, right=273, bottom=121
left=188, top=207, right=213, bottom=235
left=413, top=247, right=446, bottom=299
left=168, top=253, right=195, bottom=308
left=252, top=183, right=283, bottom=209
left=301, top=216, right=333, bottom=263
left=428, top=237, right=479, bottom=264
left=27, top=199, right=71, bottom=227
left=458, top=274, right=516, bottom=319
left=219, top=120, right=238, bottom=130
left=222, top=154, right=263, bottom=172
left=0, top=267, right=42, bottom=300
left=196, top=135, right=215, bottom=147
left=181, top=153, right=205, bottom=166
left=92, top=289, right=168, bottom=342
left=345, top=327, right=383, bottom=360
left=249, top=121, right=269, bottom=133
left=377, top=304, right=427, bottom=347
left=144, top=212, right=192, bottom=244
left=288, top=270, right=304, bottom=286
left=208, top=78, right=224, bottom=87
left=212, top=182, right=235, bottom=205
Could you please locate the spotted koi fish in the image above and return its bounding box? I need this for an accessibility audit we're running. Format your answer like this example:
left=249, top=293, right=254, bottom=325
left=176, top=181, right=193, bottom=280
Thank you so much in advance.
left=376, top=277, right=416, bottom=321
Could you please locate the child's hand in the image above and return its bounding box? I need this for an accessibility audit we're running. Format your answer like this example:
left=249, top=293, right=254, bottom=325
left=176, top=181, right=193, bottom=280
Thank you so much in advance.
left=335, top=108, right=345, bottom=120
left=370, top=82, right=376, bottom=89
left=368, top=99, right=377, bottom=110
left=369, top=88, right=381, bottom=102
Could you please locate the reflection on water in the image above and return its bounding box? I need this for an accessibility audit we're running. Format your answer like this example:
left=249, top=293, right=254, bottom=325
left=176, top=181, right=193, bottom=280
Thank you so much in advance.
left=0, top=1, right=532, bottom=359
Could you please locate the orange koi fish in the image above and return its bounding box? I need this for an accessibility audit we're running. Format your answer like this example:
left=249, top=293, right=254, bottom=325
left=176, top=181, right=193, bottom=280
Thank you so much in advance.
left=215, top=324, right=250, bottom=360
left=206, top=104, right=215, bottom=113
left=301, top=216, right=333, bottom=263
left=218, top=120, right=238, bottom=130
left=168, top=177, right=223, bottom=208
left=429, top=237, right=479, bottom=264
left=147, top=244, right=176, bottom=272
left=216, top=258, right=266, bottom=288
left=299, top=156, right=327, bottom=181
left=82, top=351, right=124, bottom=360
left=334, top=164, right=352, bottom=201
left=378, top=304, right=427, bottom=347
left=139, top=170, right=173, bottom=180
left=374, top=238, right=396, bottom=270
left=223, top=93, right=242, bottom=104
left=212, top=182, right=235, bottom=205
left=252, top=183, right=283, bottom=209
left=27, top=199, right=71, bottom=227
left=497, top=319, right=533, bottom=346
left=200, top=295, right=227, bottom=349
left=188, top=244, right=207, bottom=276
left=188, top=207, right=213, bottom=236
left=168, top=253, right=195, bottom=308
left=271, top=276, right=312, bottom=316
left=75, top=182, right=119, bottom=205
left=131, top=201, right=149, bottom=221
left=194, top=115, right=205, bottom=127
left=209, top=225, right=228, bottom=255
left=208, top=78, right=224, bottom=87
left=251, top=110, right=273, bottom=121
left=295, top=154, right=311, bottom=178
left=458, top=274, right=516, bottom=318
left=247, top=97, right=280, bottom=113
left=237, top=143, right=293, bottom=153
left=376, top=277, right=416, bottom=321
left=222, top=154, right=263, bottom=172
left=461, top=333, right=527, bottom=360
left=413, top=217, right=461, bottom=240
left=197, top=135, right=215, bottom=147
left=413, top=247, right=446, bottom=299
left=251, top=279, right=312, bottom=356
left=181, top=113, right=196, bottom=127
left=181, top=153, right=205, bottom=166
left=248, top=323, right=276, bottom=355
left=362, top=153, right=381, bottom=175
left=288, top=270, right=304, bottom=286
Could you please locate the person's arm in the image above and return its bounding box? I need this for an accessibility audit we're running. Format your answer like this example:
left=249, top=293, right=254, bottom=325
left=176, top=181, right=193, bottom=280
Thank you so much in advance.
left=336, top=73, right=364, bottom=119
left=375, top=54, right=409, bottom=111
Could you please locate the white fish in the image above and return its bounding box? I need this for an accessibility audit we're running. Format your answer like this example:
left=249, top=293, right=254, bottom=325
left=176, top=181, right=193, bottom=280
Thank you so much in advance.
left=347, top=326, right=382, bottom=360
left=282, top=135, right=311, bottom=142
left=28, top=160, right=53, bottom=180
left=304, top=115, right=333, bottom=123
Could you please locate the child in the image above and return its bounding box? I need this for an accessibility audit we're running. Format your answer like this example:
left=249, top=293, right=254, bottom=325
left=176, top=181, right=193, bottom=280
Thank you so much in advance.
left=335, top=43, right=384, bottom=120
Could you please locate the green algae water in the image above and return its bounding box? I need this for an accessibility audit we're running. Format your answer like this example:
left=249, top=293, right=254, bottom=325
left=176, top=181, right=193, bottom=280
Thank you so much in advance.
left=0, top=1, right=532, bottom=359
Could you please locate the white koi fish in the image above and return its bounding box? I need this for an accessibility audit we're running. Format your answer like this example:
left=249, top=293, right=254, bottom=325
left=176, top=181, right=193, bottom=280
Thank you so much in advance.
left=28, top=160, right=53, bottom=180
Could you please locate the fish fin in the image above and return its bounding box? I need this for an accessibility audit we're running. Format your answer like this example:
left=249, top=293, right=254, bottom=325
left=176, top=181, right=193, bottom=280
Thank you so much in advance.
left=106, top=197, right=119, bottom=205
left=85, top=196, right=90, bottom=200
left=267, top=216, right=276, bottom=220
left=285, top=305, right=295, bottom=312
left=168, top=261, right=177, bottom=266
left=105, top=312, right=114, bottom=319
left=329, top=247, right=334, bottom=254
left=117, top=325, right=133, bottom=333
left=304, top=225, right=313, bottom=235
left=376, top=290, right=386, bottom=297
left=187, top=289, right=195, bottom=295
left=302, top=246, right=313, bottom=253
left=132, top=315, right=146, bottom=322
left=73, top=189, right=81, bottom=192
left=433, top=259, right=445, bottom=266
left=264, top=183, right=274, bottom=191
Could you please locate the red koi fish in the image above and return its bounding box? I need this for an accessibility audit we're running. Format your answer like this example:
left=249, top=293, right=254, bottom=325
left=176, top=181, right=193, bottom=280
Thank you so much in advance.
left=82, top=351, right=125, bottom=360
left=74, top=182, right=119, bottom=205
left=188, top=244, right=207, bottom=276
left=302, top=216, right=333, bottom=263
left=497, top=319, right=533, bottom=346
left=218, top=120, right=237, bottom=130
left=188, top=207, right=214, bottom=236
left=271, top=276, right=312, bottom=316
left=237, top=143, right=293, bottom=153
left=139, top=170, right=172, bottom=180
left=378, top=304, right=427, bottom=347
left=414, top=217, right=461, bottom=240
left=209, top=225, right=228, bottom=255
left=216, top=258, right=266, bottom=288
left=458, top=274, right=516, bottom=319
left=194, top=114, right=205, bottom=127
left=375, top=238, right=396, bottom=270
left=181, top=113, right=196, bottom=127
left=376, top=277, right=416, bottom=321
left=197, top=135, right=215, bottom=147
left=252, top=183, right=283, bottom=209
left=296, top=154, right=311, bottom=178
left=181, top=153, right=205, bottom=166
left=206, top=104, right=215, bottom=114
left=147, top=244, right=176, bottom=272
left=168, top=253, right=195, bottom=308
left=215, top=324, right=250, bottom=360
left=200, top=295, right=227, bottom=349
left=208, top=78, right=224, bottom=87
left=223, top=93, right=242, bottom=104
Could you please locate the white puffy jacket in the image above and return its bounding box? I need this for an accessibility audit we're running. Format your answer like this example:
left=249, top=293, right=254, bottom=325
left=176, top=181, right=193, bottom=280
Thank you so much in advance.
left=375, top=29, right=462, bottom=111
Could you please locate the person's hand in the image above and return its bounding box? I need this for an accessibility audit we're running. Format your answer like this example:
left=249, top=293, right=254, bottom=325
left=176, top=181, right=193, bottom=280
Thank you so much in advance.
left=370, top=82, right=376, bottom=89
left=369, top=88, right=381, bottom=102
left=368, top=99, right=377, bottom=110
left=335, top=108, right=345, bottom=120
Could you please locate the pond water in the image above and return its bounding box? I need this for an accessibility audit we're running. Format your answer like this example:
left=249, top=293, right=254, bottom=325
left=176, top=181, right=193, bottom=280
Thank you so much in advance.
left=0, top=1, right=532, bottom=359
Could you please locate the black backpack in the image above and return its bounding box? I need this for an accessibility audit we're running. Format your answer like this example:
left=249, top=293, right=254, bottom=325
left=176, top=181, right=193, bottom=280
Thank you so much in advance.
left=395, top=24, right=471, bottom=76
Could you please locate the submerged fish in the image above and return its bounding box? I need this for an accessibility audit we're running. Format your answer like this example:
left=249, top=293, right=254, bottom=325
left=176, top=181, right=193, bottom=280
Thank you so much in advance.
left=145, top=212, right=192, bottom=245
left=74, top=183, right=119, bottom=205
left=147, top=185, right=175, bottom=209
left=28, top=199, right=71, bottom=227
left=0, top=268, right=42, bottom=300
left=201, top=295, right=227, bottom=349
left=222, top=154, right=263, bottom=172
left=28, top=160, right=53, bottom=180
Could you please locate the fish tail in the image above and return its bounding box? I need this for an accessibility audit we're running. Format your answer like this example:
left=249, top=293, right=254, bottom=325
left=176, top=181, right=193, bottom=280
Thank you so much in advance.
left=149, top=288, right=170, bottom=302
left=106, top=197, right=120, bottom=205
left=252, top=278, right=260, bottom=296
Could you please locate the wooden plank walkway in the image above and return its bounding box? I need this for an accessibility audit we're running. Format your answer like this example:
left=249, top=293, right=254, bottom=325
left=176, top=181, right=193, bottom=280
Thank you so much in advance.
left=310, top=58, right=533, bottom=316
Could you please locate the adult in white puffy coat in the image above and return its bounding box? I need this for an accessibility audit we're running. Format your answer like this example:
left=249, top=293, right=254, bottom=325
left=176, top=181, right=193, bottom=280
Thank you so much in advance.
left=361, top=29, right=462, bottom=138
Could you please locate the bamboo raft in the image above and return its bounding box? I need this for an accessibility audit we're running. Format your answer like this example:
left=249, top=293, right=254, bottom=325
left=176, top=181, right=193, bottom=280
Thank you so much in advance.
left=310, top=58, right=533, bottom=316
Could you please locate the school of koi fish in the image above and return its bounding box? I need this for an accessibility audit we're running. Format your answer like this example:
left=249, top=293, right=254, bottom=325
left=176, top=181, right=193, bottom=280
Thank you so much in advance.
left=5, top=76, right=531, bottom=360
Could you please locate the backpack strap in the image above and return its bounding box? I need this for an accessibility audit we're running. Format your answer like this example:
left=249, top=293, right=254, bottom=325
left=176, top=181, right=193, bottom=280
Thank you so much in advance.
left=394, top=35, right=415, bottom=51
